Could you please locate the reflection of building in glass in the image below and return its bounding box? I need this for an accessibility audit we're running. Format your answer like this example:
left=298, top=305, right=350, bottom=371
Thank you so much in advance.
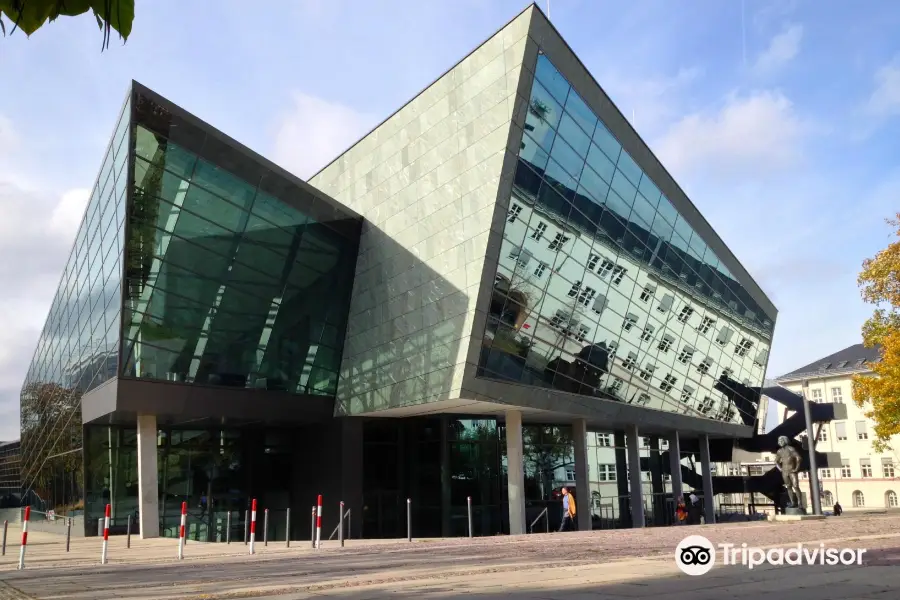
left=19, top=5, right=778, bottom=539
left=0, top=440, right=21, bottom=507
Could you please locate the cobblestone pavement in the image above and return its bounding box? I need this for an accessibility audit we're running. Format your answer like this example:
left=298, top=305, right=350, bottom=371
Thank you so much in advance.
left=0, top=514, right=898, bottom=599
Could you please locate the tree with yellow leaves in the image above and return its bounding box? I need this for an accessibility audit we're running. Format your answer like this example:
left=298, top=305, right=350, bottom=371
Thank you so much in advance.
left=852, top=213, right=900, bottom=452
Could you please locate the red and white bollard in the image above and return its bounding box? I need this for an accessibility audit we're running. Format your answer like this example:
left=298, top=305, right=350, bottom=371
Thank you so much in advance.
left=177, top=501, right=187, bottom=560
left=101, top=504, right=111, bottom=564
left=249, top=499, right=257, bottom=555
left=315, top=495, right=322, bottom=549
left=17, top=506, right=30, bottom=570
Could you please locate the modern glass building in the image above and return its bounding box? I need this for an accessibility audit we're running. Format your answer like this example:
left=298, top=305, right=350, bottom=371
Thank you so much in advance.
left=20, top=4, right=777, bottom=539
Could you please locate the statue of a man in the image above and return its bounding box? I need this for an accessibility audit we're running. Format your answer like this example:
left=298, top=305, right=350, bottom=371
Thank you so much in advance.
left=775, top=435, right=803, bottom=507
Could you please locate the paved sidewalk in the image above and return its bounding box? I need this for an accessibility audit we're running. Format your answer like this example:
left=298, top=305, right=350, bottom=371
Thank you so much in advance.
left=0, top=514, right=898, bottom=599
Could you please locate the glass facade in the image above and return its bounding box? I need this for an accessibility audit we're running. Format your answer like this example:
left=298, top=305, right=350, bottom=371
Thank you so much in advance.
left=478, top=54, right=774, bottom=426
left=121, top=93, right=360, bottom=394
left=0, top=440, right=22, bottom=507
left=19, top=97, right=129, bottom=510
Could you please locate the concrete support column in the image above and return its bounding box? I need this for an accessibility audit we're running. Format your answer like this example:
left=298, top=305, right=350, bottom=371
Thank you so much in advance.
left=667, top=431, right=683, bottom=502
left=505, top=410, right=526, bottom=535
left=572, top=418, right=591, bottom=531
left=699, top=434, right=717, bottom=525
left=136, top=414, right=160, bottom=539
left=625, top=424, right=644, bottom=528
left=648, top=436, right=664, bottom=526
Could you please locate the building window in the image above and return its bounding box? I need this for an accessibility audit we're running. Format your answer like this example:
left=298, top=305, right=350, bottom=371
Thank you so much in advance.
left=657, top=294, right=674, bottom=313
left=753, top=348, right=768, bottom=367
left=533, top=262, right=547, bottom=278
left=508, top=203, right=522, bottom=222
left=587, top=253, right=600, bottom=271
left=831, top=387, right=843, bottom=403
left=728, top=465, right=740, bottom=476
left=820, top=468, right=832, bottom=479
left=639, top=363, right=655, bottom=382
left=697, top=357, right=713, bottom=375
left=856, top=421, right=868, bottom=440
left=567, top=281, right=581, bottom=298
left=853, top=490, right=865, bottom=508
left=508, top=246, right=532, bottom=268
left=660, top=439, right=669, bottom=450
left=635, top=393, right=651, bottom=405
left=548, top=233, right=569, bottom=251
left=622, top=313, right=638, bottom=332
left=660, top=374, right=678, bottom=393
left=591, top=294, right=608, bottom=315
left=639, top=324, right=655, bottom=342
left=598, top=258, right=614, bottom=279
left=531, top=221, right=547, bottom=240
left=565, top=468, right=576, bottom=481
left=677, top=306, right=694, bottom=323
left=611, top=265, right=627, bottom=285
left=598, top=464, right=616, bottom=481
left=657, top=335, right=674, bottom=353
left=596, top=433, right=612, bottom=447
left=677, top=346, right=694, bottom=365
left=841, top=459, right=851, bottom=478
left=607, top=341, right=618, bottom=358
left=680, top=386, right=695, bottom=404
left=640, top=285, right=655, bottom=302
left=609, top=377, right=624, bottom=394
left=722, top=367, right=734, bottom=380
left=577, top=286, right=597, bottom=307
left=861, top=459, right=873, bottom=478
left=883, top=459, right=895, bottom=478
left=573, top=324, right=590, bottom=343
left=817, top=426, right=828, bottom=442
left=622, top=352, right=638, bottom=371
left=888, top=491, right=899, bottom=508
left=735, top=338, right=754, bottom=357
left=835, top=422, right=847, bottom=441
left=748, top=465, right=765, bottom=476
left=699, top=397, right=714, bottom=414
left=697, top=316, right=716, bottom=334
left=715, top=326, right=733, bottom=346
left=810, top=389, right=823, bottom=403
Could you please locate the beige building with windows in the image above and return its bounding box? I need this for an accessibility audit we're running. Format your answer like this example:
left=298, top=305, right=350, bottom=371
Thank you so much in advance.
left=774, top=344, right=899, bottom=511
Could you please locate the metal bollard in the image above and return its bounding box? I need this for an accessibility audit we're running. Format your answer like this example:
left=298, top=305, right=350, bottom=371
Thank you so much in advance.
left=1, top=519, right=7, bottom=556
left=285, top=508, right=291, bottom=548
left=339, top=501, right=344, bottom=547
left=244, top=509, right=249, bottom=545
left=310, top=506, right=315, bottom=548
left=66, top=518, right=71, bottom=552
left=407, top=498, right=412, bottom=542
left=263, top=508, right=269, bottom=547
left=226, top=511, right=232, bottom=544
left=126, top=514, right=132, bottom=549
left=467, top=496, right=473, bottom=538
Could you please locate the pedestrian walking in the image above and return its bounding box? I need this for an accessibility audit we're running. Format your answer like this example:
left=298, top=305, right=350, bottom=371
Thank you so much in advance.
left=558, top=487, right=576, bottom=532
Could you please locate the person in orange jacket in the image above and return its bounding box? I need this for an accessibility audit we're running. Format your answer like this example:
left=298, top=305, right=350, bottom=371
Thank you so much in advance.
left=558, top=486, right=576, bottom=532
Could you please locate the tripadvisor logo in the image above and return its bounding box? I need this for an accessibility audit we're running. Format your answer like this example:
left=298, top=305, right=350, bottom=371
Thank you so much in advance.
left=675, top=535, right=868, bottom=575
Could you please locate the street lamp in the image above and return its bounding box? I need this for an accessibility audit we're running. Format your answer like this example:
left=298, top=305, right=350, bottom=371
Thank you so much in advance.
left=801, top=381, right=823, bottom=515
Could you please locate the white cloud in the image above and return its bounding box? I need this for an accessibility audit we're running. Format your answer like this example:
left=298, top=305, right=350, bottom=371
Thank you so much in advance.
left=652, top=90, right=811, bottom=179
left=865, top=58, right=900, bottom=118
left=49, top=188, right=90, bottom=238
left=753, top=24, right=804, bottom=75
left=272, top=92, right=376, bottom=180
left=598, top=67, right=703, bottom=136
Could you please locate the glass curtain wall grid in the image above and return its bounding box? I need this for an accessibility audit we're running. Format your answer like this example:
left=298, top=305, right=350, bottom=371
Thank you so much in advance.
left=19, top=97, right=131, bottom=512
left=478, top=54, right=774, bottom=426
left=0, top=440, right=22, bottom=506
left=120, top=90, right=361, bottom=396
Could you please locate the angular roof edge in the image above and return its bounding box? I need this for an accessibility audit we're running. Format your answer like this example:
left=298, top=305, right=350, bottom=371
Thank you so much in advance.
left=307, top=3, right=539, bottom=181
left=775, top=343, right=882, bottom=382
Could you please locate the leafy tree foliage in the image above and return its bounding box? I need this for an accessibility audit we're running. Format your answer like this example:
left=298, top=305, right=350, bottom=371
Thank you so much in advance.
left=0, top=0, right=133, bottom=49
left=852, top=213, right=900, bottom=452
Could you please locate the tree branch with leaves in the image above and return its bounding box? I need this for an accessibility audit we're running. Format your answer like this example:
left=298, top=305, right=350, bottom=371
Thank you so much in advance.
left=852, top=213, right=900, bottom=452
left=0, top=0, right=134, bottom=49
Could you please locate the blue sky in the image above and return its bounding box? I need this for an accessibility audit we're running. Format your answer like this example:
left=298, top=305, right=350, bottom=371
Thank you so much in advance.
left=1, top=0, right=899, bottom=439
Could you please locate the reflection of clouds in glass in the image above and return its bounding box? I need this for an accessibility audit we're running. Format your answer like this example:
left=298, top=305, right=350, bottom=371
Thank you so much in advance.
left=479, top=55, right=774, bottom=427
